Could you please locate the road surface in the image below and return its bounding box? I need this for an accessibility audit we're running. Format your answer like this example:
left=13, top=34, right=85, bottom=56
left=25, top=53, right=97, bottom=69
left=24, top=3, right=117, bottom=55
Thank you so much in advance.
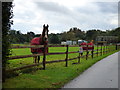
left=62, top=52, right=119, bottom=88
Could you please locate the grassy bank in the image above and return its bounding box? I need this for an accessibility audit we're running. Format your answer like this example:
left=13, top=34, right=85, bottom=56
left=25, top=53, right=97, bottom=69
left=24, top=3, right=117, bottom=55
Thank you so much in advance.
left=3, top=45, right=119, bottom=88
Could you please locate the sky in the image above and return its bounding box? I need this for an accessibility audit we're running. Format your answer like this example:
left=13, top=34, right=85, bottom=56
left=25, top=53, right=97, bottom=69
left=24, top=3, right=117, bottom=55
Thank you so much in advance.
left=11, top=0, right=119, bottom=34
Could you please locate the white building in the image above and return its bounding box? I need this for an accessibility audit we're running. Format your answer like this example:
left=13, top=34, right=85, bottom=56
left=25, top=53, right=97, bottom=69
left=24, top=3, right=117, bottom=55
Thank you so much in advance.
left=61, top=40, right=77, bottom=45
left=73, top=41, right=77, bottom=45
left=61, top=41, right=66, bottom=45
left=66, top=41, right=72, bottom=45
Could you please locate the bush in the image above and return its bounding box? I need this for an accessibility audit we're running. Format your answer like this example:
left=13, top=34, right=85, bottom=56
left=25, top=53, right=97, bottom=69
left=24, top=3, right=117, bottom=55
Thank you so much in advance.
left=2, top=2, right=13, bottom=82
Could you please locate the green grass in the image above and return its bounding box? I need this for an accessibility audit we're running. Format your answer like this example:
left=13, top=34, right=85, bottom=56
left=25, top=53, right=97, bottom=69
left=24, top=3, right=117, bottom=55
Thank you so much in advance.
left=3, top=44, right=119, bottom=89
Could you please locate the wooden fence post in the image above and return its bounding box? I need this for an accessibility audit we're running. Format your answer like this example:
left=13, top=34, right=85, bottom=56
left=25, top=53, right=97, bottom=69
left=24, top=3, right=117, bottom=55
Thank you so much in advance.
left=103, top=45, right=105, bottom=54
left=86, top=45, right=88, bottom=60
left=91, top=47, right=94, bottom=58
left=97, top=44, right=98, bottom=57
left=106, top=45, right=107, bottom=53
left=116, top=44, right=117, bottom=50
left=108, top=45, right=110, bottom=52
left=101, top=45, right=102, bottom=56
left=106, top=44, right=107, bottom=53
left=78, top=52, right=80, bottom=63
left=105, top=45, right=107, bottom=53
left=43, top=44, right=46, bottom=70
left=65, top=45, right=69, bottom=67
left=104, top=45, right=106, bottom=54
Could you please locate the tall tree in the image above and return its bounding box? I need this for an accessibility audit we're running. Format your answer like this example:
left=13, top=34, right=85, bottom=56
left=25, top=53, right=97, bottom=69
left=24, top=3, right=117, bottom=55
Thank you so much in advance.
left=49, top=34, right=60, bottom=44
left=61, top=32, right=67, bottom=41
left=69, top=27, right=85, bottom=40
left=2, top=2, right=13, bottom=82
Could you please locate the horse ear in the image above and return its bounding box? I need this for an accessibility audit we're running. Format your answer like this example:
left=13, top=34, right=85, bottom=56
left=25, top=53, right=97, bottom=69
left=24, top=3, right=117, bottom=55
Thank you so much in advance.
left=47, top=24, right=49, bottom=28
left=43, top=24, right=45, bottom=28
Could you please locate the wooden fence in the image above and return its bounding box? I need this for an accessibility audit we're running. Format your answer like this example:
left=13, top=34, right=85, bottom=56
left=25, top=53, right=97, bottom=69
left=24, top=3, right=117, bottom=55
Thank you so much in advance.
left=6, top=44, right=120, bottom=72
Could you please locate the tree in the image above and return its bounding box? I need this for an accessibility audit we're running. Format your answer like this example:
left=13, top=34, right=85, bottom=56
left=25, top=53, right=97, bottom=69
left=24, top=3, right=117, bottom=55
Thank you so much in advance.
left=49, top=34, right=60, bottom=44
left=66, top=31, right=76, bottom=40
left=2, top=2, right=13, bottom=82
left=27, top=31, right=35, bottom=37
left=69, top=27, right=86, bottom=40
left=61, top=32, right=67, bottom=41
left=27, top=31, right=35, bottom=43
left=85, top=29, right=106, bottom=42
left=108, top=27, right=120, bottom=42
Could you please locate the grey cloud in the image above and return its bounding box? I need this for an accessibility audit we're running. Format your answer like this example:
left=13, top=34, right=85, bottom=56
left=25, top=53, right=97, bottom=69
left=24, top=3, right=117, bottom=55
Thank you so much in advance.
left=95, top=2, right=118, bottom=14
left=34, top=1, right=82, bottom=26
left=76, top=3, right=100, bottom=15
left=35, top=1, right=71, bottom=15
left=76, top=2, right=117, bottom=15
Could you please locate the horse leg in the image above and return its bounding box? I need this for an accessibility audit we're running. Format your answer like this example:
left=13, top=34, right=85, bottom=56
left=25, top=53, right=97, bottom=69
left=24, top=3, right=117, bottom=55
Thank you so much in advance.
left=34, top=56, right=37, bottom=63
left=38, top=56, right=40, bottom=63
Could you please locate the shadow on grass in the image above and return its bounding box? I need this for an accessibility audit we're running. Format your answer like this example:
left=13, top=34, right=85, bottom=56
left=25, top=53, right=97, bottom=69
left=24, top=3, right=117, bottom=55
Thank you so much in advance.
left=6, top=66, right=43, bottom=78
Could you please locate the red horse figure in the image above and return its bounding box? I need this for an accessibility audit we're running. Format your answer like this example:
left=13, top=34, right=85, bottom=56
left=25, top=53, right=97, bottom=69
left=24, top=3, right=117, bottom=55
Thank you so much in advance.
left=30, top=24, right=49, bottom=63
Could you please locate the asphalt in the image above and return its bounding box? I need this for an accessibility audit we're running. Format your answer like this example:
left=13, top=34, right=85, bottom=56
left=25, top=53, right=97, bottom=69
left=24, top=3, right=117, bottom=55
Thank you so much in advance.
left=62, top=52, right=119, bottom=88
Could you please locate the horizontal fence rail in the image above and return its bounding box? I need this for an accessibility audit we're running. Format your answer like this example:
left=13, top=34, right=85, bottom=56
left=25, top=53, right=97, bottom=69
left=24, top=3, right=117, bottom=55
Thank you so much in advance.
left=12, top=45, right=44, bottom=49
left=9, top=53, right=43, bottom=60
left=6, top=44, right=120, bottom=72
left=11, top=45, right=80, bottom=49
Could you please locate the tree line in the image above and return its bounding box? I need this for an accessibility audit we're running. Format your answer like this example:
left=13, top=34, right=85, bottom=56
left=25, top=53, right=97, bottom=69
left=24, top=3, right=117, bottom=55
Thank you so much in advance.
left=9, top=27, right=120, bottom=44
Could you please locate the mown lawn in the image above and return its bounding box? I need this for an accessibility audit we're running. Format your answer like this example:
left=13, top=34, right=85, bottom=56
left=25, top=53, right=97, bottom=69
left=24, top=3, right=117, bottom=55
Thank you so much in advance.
left=3, top=44, right=119, bottom=89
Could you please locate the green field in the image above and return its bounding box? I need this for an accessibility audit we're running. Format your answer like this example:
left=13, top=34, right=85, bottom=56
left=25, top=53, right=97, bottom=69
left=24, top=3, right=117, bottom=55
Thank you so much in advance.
left=3, top=44, right=118, bottom=88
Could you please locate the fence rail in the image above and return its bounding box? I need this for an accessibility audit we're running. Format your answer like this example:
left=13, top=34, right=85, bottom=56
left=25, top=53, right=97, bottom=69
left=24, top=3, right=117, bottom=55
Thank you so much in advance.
left=11, top=45, right=80, bottom=49
left=12, top=45, right=44, bottom=48
left=6, top=44, right=120, bottom=72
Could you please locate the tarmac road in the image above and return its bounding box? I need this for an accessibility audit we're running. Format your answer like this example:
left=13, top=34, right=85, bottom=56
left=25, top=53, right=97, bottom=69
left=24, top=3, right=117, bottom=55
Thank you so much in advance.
left=62, top=52, right=119, bottom=88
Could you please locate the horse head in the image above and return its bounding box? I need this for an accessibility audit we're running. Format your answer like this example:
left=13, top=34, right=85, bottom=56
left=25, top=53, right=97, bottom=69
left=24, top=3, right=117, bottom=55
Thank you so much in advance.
left=42, top=24, right=49, bottom=42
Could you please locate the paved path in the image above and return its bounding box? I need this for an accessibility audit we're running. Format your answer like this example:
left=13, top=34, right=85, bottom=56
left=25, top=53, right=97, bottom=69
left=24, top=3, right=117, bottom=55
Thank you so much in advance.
left=62, top=52, right=119, bottom=88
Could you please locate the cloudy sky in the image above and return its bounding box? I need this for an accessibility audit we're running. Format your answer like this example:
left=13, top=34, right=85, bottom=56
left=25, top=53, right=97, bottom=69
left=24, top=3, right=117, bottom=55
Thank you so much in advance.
left=11, top=0, right=119, bottom=34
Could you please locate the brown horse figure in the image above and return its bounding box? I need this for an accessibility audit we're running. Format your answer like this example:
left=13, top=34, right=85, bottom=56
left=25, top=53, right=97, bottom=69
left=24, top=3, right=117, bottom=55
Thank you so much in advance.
left=30, top=24, right=49, bottom=63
